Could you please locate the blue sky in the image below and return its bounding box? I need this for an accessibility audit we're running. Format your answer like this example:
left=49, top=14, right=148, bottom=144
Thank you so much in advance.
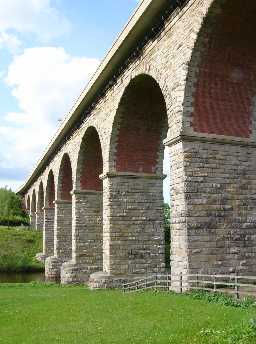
left=0, top=0, right=170, bottom=202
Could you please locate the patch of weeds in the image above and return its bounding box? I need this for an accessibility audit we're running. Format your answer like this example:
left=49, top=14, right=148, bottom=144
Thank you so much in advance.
left=200, top=319, right=256, bottom=344
left=190, top=290, right=256, bottom=308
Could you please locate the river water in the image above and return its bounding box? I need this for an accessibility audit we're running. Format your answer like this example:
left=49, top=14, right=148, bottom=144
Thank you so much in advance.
left=0, top=272, right=45, bottom=283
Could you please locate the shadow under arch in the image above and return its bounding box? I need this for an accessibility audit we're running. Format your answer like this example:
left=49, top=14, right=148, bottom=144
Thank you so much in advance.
left=53, top=153, right=73, bottom=263
left=43, top=170, right=56, bottom=258
left=36, top=181, right=44, bottom=230
left=57, top=153, right=73, bottom=201
left=30, top=190, right=37, bottom=229
left=26, top=195, right=30, bottom=212
left=76, top=126, right=103, bottom=191
left=109, top=73, right=168, bottom=174
left=45, top=170, right=55, bottom=208
left=184, top=0, right=256, bottom=138
left=31, top=190, right=36, bottom=212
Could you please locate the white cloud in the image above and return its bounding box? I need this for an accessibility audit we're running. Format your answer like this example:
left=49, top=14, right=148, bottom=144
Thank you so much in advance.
left=0, top=179, right=23, bottom=192
left=0, top=46, right=99, bottom=186
left=0, top=32, right=21, bottom=53
left=0, top=0, right=70, bottom=42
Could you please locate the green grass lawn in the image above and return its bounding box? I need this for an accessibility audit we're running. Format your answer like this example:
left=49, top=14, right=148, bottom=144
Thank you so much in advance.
left=0, top=284, right=256, bottom=344
left=0, top=226, right=43, bottom=272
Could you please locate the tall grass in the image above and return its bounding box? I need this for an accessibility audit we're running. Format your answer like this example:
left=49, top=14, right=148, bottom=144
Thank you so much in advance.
left=0, top=227, right=43, bottom=272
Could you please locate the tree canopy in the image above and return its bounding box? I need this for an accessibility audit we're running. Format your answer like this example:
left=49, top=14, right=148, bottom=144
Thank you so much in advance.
left=0, top=188, right=28, bottom=226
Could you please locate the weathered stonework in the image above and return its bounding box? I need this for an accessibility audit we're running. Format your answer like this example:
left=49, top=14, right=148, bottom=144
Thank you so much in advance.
left=45, top=256, right=62, bottom=283
left=61, top=190, right=103, bottom=284
left=35, top=211, right=44, bottom=231
left=30, top=212, right=36, bottom=229
left=19, top=0, right=256, bottom=289
left=45, top=200, right=72, bottom=281
left=43, top=207, right=55, bottom=257
left=102, top=173, right=166, bottom=275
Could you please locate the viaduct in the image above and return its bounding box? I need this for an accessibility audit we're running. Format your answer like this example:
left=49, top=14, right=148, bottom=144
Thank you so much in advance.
left=18, top=0, right=256, bottom=288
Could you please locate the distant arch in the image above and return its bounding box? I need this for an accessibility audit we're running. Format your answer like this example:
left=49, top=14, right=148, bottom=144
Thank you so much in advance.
left=31, top=190, right=36, bottom=213
left=57, top=154, right=73, bottom=201
left=37, top=181, right=44, bottom=212
left=45, top=170, right=55, bottom=207
left=26, top=195, right=31, bottom=212
left=76, top=127, right=103, bottom=191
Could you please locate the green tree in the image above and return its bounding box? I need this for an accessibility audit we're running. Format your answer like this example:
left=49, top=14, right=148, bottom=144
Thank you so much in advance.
left=0, top=187, right=28, bottom=226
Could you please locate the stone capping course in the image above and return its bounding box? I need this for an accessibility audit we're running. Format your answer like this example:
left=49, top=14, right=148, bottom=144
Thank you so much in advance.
left=71, top=189, right=103, bottom=195
left=99, top=172, right=167, bottom=180
left=164, top=133, right=256, bottom=148
left=53, top=200, right=72, bottom=205
left=42, top=206, right=54, bottom=211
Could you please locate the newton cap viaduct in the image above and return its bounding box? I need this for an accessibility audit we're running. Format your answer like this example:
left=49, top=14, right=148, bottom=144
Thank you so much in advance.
left=19, top=0, right=256, bottom=288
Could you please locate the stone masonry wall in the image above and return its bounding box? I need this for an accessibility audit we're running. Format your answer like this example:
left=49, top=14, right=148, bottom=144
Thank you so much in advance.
left=168, top=141, right=189, bottom=282
left=43, top=207, right=55, bottom=257
left=30, top=213, right=36, bottom=229
left=71, top=190, right=103, bottom=275
left=183, top=140, right=256, bottom=276
left=54, top=201, right=72, bottom=261
left=35, top=211, right=44, bottom=231
left=102, top=173, right=166, bottom=276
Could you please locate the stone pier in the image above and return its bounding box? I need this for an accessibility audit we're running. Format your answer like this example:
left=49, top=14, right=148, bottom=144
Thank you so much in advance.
left=45, top=200, right=72, bottom=282
left=88, top=173, right=166, bottom=288
left=35, top=211, right=44, bottom=231
left=61, top=190, right=103, bottom=284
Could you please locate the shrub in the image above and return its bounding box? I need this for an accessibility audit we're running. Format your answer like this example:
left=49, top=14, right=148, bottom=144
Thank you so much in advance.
left=0, top=188, right=29, bottom=227
left=0, top=215, right=29, bottom=227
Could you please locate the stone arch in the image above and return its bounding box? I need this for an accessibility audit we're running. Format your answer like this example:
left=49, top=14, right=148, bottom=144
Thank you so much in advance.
left=30, top=190, right=37, bottom=228
left=109, top=73, right=168, bottom=174
left=102, top=73, right=169, bottom=277
left=43, top=170, right=56, bottom=258
left=35, top=181, right=45, bottom=230
left=45, top=170, right=55, bottom=208
left=31, top=190, right=36, bottom=212
left=37, top=181, right=44, bottom=212
left=47, top=153, right=73, bottom=274
left=170, top=0, right=256, bottom=282
left=26, top=195, right=30, bottom=212
left=76, top=126, right=103, bottom=191
left=57, top=153, right=73, bottom=201
left=185, top=0, right=256, bottom=138
left=62, top=126, right=104, bottom=283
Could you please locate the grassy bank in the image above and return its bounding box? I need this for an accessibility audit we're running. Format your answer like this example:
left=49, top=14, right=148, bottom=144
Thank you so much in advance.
left=0, top=284, right=256, bottom=344
left=0, top=226, right=43, bottom=272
